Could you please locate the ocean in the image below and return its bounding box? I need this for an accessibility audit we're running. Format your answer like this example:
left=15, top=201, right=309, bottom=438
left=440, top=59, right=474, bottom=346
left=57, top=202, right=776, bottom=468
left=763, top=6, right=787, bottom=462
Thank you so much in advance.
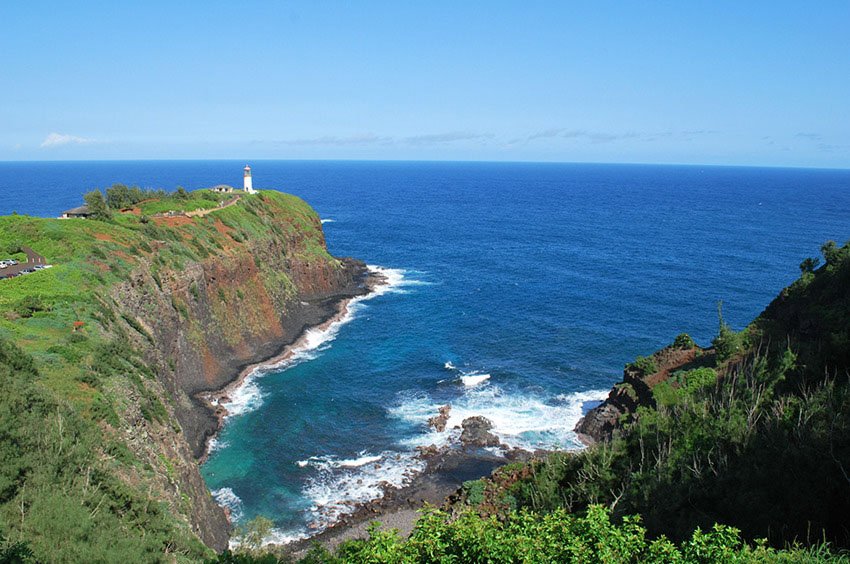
left=2, top=160, right=848, bottom=541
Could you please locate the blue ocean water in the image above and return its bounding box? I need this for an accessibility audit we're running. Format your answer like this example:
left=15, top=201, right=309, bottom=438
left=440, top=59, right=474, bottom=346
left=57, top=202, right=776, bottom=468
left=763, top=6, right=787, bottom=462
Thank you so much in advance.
left=2, top=160, right=849, bottom=540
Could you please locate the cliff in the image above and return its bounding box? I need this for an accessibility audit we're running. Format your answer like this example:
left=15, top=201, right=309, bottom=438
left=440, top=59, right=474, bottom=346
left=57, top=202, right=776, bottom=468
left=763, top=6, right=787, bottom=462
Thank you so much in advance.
left=0, top=189, right=370, bottom=559
left=577, top=242, right=850, bottom=446
left=575, top=344, right=715, bottom=443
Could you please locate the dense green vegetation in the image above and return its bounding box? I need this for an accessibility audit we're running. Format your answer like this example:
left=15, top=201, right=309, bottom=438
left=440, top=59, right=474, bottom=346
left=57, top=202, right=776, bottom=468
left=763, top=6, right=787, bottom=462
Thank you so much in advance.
left=214, top=506, right=845, bottom=563
left=83, top=183, right=233, bottom=218
left=0, top=337, right=209, bottom=562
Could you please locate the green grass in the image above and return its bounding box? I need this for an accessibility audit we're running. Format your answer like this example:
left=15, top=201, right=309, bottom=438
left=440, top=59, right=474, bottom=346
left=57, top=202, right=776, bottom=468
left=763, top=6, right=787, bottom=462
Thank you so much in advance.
left=139, top=196, right=220, bottom=216
left=0, top=188, right=333, bottom=410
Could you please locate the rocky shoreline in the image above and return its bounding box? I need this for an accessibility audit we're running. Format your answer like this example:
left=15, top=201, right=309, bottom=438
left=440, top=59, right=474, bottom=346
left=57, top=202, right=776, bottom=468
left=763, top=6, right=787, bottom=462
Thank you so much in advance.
left=199, top=266, right=387, bottom=462
left=282, top=406, right=542, bottom=558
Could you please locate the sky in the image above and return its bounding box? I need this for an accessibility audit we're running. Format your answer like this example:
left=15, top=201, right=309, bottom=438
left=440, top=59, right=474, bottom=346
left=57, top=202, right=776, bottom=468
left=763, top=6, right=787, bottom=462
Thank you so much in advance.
left=1, top=1, right=848, bottom=167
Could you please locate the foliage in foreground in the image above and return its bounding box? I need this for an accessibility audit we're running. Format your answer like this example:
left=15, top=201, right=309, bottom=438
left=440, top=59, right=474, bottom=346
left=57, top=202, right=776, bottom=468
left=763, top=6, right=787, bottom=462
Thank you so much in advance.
left=212, top=506, right=845, bottom=563
left=0, top=338, right=209, bottom=562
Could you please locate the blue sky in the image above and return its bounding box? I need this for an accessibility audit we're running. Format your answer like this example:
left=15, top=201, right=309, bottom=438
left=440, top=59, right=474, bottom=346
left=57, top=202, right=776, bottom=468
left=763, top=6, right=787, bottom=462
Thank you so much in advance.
left=1, top=1, right=848, bottom=167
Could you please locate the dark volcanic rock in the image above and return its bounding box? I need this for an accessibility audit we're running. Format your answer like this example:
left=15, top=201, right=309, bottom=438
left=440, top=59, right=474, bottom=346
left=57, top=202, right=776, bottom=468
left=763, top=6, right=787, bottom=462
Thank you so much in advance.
left=574, top=402, right=624, bottom=445
left=428, top=404, right=451, bottom=432
left=575, top=346, right=710, bottom=444
left=460, top=416, right=500, bottom=447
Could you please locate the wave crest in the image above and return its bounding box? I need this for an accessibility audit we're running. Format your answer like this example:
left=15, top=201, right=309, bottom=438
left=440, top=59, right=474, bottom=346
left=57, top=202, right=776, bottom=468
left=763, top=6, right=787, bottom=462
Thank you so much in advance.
left=391, top=385, right=609, bottom=451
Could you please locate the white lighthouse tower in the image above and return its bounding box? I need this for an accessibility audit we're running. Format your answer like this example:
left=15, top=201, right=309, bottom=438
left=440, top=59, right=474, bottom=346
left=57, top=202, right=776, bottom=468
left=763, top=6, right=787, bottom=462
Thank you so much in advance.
left=243, top=165, right=256, bottom=194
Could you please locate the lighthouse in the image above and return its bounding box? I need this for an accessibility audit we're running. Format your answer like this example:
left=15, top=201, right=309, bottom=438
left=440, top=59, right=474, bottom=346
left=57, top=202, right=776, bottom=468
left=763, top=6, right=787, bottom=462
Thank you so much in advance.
left=243, top=165, right=255, bottom=194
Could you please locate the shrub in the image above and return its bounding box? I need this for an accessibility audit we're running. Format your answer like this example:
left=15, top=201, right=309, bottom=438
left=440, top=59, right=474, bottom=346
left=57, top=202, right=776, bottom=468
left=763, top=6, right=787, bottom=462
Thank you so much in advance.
left=462, top=479, right=486, bottom=505
left=712, top=302, right=741, bottom=362
left=627, top=355, right=658, bottom=374
left=800, top=256, right=820, bottom=274
left=15, top=295, right=47, bottom=318
left=672, top=333, right=696, bottom=350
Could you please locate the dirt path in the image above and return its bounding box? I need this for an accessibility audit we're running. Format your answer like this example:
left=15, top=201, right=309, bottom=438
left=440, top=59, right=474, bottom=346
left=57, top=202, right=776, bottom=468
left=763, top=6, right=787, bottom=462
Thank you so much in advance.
left=185, top=195, right=241, bottom=217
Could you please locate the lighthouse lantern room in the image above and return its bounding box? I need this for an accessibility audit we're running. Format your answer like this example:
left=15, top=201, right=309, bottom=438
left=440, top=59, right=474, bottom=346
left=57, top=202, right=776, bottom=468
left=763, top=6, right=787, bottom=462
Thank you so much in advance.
left=243, top=165, right=255, bottom=194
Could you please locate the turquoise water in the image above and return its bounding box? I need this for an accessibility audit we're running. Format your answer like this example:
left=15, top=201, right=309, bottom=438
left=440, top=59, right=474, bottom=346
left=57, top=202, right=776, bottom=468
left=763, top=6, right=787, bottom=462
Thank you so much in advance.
left=2, top=160, right=849, bottom=540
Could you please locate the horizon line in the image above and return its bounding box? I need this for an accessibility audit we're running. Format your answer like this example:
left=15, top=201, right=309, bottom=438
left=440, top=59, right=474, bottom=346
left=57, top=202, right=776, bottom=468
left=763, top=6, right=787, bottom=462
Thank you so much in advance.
left=0, top=157, right=848, bottom=172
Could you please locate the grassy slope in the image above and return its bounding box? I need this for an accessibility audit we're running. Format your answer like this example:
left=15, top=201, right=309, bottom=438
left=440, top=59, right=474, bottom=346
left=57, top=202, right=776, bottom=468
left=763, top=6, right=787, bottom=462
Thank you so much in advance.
left=0, top=190, right=333, bottom=561
left=0, top=190, right=332, bottom=405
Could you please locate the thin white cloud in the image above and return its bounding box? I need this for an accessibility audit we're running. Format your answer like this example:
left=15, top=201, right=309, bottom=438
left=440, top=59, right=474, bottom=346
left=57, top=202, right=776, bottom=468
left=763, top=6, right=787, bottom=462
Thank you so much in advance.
left=402, top=131, right=493, bottom=145
left=40, top=132, right=96, bottom=148
left=269, top=133, right=392, bottom=146
left=261, top=131, right=493, bottom=147
left=525, top=128, right=715, bottom=144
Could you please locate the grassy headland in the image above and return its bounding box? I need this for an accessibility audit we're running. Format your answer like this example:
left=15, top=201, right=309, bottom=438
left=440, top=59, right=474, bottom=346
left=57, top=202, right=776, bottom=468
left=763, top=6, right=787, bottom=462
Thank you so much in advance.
left=0, top=186, right=348, bottom=561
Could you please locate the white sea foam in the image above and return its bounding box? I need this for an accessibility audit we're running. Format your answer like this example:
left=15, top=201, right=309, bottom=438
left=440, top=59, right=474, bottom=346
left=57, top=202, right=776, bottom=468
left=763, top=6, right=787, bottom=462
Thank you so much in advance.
left=212, top=266, right=438, bottom=544
left=460, top=372, right=491, bottom=387
left=231, top=449, right=426, bottom=547
left=444, top=361, right=456, bottom=370
left=212, top=487, right=244, bottom=523
left=339, top=454, right=384, bottom=468
left=320, top=218, right=335, bottom=224
left=207, top=437, right=229, bottom=453
left=298, top=450, right=426, bottom=531
left=391, top=386, right=610, bottom=451
left=215, top=265, right=417, bottom=421
left=217, top=376, right=264, bottom=419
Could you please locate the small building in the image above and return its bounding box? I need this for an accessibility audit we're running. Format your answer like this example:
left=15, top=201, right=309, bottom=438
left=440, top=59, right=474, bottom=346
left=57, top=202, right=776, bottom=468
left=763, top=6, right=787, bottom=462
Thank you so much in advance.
left=59, top=205, right=92, bottom=219
left=243, top=165, right=256, bottom=194
left=211, top=184, right=234, bottom=193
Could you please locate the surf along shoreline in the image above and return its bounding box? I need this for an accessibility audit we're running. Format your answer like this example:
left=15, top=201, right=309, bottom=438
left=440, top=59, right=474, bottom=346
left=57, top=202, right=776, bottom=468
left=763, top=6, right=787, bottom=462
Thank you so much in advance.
left=198, top=266, right=388, bottom=463
left=202, top=264, right=603, bottom=550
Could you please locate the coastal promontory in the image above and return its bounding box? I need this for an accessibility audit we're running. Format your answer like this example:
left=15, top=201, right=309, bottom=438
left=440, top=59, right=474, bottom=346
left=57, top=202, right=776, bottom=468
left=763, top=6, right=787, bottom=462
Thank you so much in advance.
left=0, top=187, right=370, bottom=559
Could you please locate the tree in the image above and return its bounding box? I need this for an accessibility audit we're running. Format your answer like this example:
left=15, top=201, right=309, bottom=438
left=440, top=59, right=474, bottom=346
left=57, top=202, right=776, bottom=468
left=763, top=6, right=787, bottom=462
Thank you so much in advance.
left=105, top=183, right=132, bottom=209
left=175, top=186, right=190, bottom=200
left=83, top=190, right=112, bottom=221
left=799, top=256, right=820, bottom=274
left=234, top=516, right=274, bottom=556
left=712, top=301, right=741, bottom=362
left=821, top=241, right=839, bottom=266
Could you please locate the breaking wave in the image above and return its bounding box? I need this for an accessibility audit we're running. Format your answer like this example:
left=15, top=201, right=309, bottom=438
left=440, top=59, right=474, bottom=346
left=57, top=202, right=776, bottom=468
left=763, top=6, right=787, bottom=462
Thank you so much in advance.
left=390, top=384, right=609, bottom=451
left=296, top=450, right=425, bottom=534
left=211, top=487, right=244, bottom=523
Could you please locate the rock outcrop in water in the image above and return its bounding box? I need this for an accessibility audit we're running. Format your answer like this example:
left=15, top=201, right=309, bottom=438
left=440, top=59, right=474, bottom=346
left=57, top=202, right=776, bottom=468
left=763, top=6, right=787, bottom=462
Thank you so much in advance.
left=460, top=416, right=501, bottom=447
left=428, top=404, right=452, bottom=432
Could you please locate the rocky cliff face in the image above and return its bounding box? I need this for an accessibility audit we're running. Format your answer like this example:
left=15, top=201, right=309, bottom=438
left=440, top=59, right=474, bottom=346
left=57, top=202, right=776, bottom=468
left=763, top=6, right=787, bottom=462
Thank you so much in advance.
left=104, top=195, right=370, bottom=550
left=575, top=346, right=713, bottom=444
